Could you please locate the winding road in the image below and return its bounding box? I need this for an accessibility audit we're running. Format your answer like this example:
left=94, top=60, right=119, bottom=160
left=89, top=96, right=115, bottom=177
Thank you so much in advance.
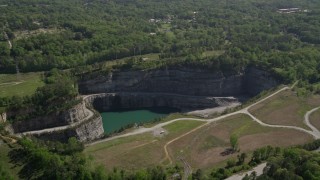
left=87, top=83, right=320, bottom=150
left=14, top=81, right=320, bottom=179
left=17, top=82, right=320, bottom=168
left=0, top=81, right=23, bottom=86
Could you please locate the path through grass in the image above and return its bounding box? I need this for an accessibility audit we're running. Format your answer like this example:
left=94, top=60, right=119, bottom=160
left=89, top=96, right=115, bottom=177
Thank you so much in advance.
left=0, top=72, right=44, bottom=98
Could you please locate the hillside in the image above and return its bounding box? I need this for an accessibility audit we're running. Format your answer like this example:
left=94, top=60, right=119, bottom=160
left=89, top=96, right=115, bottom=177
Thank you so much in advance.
left=1, top=0, right=320, bottom=179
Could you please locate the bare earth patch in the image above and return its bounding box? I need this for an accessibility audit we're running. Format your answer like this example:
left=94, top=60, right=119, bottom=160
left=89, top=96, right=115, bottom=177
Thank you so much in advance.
left=249, top=90, right=320, bottom=130
left=85, top=121, right=204, bottom=170
left=167, top=114, right=313, bottom=170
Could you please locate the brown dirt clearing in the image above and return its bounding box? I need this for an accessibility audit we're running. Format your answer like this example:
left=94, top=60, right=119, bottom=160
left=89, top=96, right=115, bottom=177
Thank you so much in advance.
left=249, top=90, right=320, bottom=130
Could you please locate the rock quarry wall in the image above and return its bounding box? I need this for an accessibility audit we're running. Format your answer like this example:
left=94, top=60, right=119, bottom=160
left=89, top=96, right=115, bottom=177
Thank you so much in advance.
left=85, top=92, right=239, bottom=112
left=79, top=67, right=278, bottom=111
left=32, top=115, right=104, bottom=143
left=10, top=102, right=104, bottom=143
left=0, top=112, right=6, bottom=123
left=79, top=67, right=278, bottom=96
left=11, top=102, right=89, bottom=133
left=10, top=66, right=278, bottom=143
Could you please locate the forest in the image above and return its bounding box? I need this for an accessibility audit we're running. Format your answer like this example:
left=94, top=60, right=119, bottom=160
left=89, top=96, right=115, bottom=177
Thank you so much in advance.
left=1, top=0, right=320, bottom=179
left=2, top=138, right=320, bottom=180
left=0, top=0, right=320, bottom=89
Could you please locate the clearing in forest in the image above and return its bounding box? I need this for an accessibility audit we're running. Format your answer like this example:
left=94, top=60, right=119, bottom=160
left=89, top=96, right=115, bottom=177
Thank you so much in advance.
left=249, top=90, right=320, bottom=130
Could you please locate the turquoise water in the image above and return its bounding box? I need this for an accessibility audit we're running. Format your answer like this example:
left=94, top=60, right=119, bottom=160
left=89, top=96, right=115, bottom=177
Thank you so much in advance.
left=101, top=107, right=179, bottom=133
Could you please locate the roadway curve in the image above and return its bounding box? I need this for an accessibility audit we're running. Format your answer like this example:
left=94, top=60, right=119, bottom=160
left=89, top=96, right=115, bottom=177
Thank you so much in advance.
left=88, top=87, right=293, bottom=146
left=16, top=81, right=320, bottom=179
left=85, top=83, right=320, bottom=164
left=18, top=82, right=320, bottom=162
left=304, top=107, right=320, bottom=138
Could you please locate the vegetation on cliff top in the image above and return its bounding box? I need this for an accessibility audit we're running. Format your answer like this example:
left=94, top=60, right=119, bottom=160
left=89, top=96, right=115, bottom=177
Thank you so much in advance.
left=0, top=0, right=320, bottom=89
left=2, top=69, right=79, bottom=122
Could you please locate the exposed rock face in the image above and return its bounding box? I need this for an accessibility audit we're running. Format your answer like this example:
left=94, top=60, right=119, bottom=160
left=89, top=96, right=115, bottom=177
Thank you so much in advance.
left=11, top=102, right=89, bottom=133
left=85, top=92, right=240, bottom=112
left=32, top=116, right=104, bottom=143
left=79, top=68, right=246, bottom=96
left=11, top=66, right=277, bottom=143
left=11, top=102, right=105, bottom=143
left=244, top=67, right=279, bottom=95
left=79, top=67, right=278, bottom=111
left=79, top=67, right=278, bottom=97
left=0, top=112, right=6, bottom=123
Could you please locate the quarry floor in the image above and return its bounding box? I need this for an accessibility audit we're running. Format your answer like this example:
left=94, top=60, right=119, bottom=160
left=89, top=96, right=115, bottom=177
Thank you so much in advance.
left=84, top=82, right=320, bottom=178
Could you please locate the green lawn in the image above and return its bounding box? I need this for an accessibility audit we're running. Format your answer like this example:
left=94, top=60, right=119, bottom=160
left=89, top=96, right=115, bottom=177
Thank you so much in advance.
left=0, top=72, right=45, bottom=98
left=202, top=50, right=225, bottom=57
left=84, top=120, right=204, bottom=170
left=0, top=143, right=21, bottom=179
left=221, top=114, right=274, bottom=136
left=163, top=120, right=204, bottom=138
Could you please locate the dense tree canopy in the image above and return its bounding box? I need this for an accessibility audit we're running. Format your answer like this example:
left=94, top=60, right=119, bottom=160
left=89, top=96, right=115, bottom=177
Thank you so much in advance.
left=0, top=0, right=319, bottom=88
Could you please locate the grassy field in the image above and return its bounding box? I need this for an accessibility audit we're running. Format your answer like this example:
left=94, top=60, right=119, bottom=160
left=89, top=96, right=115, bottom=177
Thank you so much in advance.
left=85, top=120, right=204, bottom=171
left=0, top=142, right=21, bottom=179
left=144, top=113, right=200, bottom=128
left=0, top=72, right=45, bottom=98
left=102, top=53, right=160, bottom=67
left=14, top=28, right=62, bottom=40
left=249, top=90, right=320, bottom=130
left=85, top=112, right=313, bottom=171
left=168, top=114, right=313, bottom=170
left=202, top=50, right=225, bottom=58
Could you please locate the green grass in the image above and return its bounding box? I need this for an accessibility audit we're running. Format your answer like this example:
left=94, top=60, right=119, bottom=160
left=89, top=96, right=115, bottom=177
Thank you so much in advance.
left=201, top=135, right=227, bottom=150
left=0, top=72, right=45, bottom=98
left=144, top=113, right=200, bottom=128
left=222, top=114, right=273, bottom=136
left=103, top=53, right=160, bottom=67
left=85, top=120, right=204, bottom=170
left=163, top=120, right=204, bottom=138
left=85, top=133, right=154, bottom=153
left=86, top=120, right=204, bottom=153
left=165, top=31, right=175, bottom=40
left=202, top=50, right=225, bottom=57
left=249, top=90, right=316, bottom=130
left=143, top=53, right=160, bottom=60
left=0, top=143, right=21, bottom=179
left=161, top=23, right=171, bottom=29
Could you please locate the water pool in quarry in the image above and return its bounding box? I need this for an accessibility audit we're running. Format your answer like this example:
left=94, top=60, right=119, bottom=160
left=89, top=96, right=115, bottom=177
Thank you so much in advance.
left=101, top=107, right=180, bottom=133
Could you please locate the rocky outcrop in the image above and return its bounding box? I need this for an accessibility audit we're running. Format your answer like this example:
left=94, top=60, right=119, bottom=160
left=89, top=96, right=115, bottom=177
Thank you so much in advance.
left=0, top=112, right=6, bottom=123
left=32, top=115, right=104, bottom=143
left=11, top=102, right=105, bottom=143
left=244, top=67, right=279, bottom=95
left=79, top=67, right=278, bottom=97
left=10, top=66, right=277, bottom=143
left=11, top=102, right=89, bottom=133
left=85, top=92, right=240, bottom=112
left=79, top=67, right=278, bottom=112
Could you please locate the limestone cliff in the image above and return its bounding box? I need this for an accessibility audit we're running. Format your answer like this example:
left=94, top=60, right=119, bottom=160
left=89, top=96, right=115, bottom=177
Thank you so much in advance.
left=79, top=67, right=278, bottom=97
left=85, top=92, right=239, bottom=112
left=11, top=102, right=105, bottom=143
left=0, top=112, right=6, bottom=123
left=32, top=115, right=104, bottom=143
left=11, top=102, right=89, bottom=133
left=79, top=67, right=278, bottom=112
